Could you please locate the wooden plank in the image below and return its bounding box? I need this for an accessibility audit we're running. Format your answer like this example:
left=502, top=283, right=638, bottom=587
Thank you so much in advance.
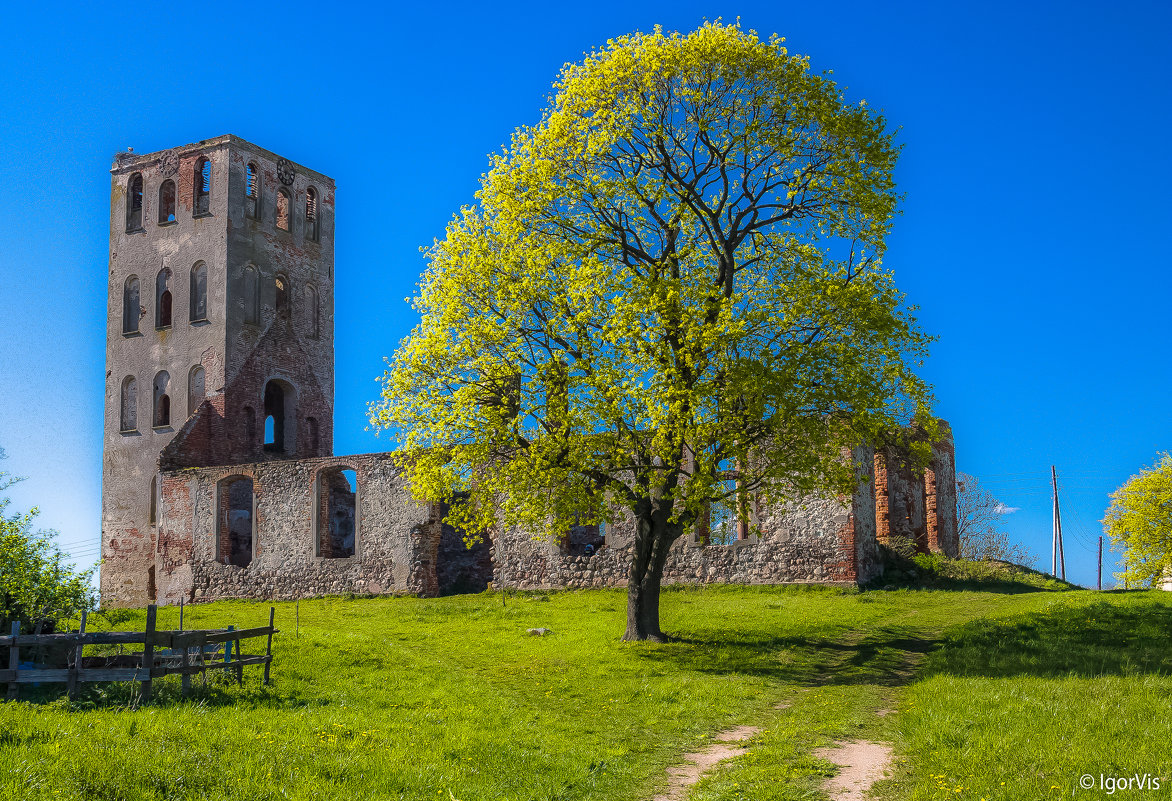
left=263, top=607, right=275, bottom=685
left=77, top=668, right=140, bottom=682
left=8, top=669, right=70, bottom=683
left=68, top=611, right=87, bottom=700
left=140, top=605, right=157, bottom=702
left=201, top=626, right=276, bottom=646
left=0, top=632, right=152, bottom=647
left=6, top=621, right=19, bottom=701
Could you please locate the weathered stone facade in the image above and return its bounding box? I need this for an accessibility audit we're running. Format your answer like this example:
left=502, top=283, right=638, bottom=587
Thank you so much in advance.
left=100, top=136, right=958, bottom=608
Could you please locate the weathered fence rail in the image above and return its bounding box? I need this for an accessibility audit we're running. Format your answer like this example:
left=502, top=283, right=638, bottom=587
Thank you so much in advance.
left=2, top=605, right=277, bottom=701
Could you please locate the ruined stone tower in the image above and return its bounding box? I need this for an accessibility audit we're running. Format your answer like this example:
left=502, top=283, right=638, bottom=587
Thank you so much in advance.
left=101, top=136, right=336, bottom=606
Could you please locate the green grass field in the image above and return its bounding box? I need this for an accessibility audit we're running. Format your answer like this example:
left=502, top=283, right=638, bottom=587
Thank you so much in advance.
left=1, top=568, right=1169, bottom=801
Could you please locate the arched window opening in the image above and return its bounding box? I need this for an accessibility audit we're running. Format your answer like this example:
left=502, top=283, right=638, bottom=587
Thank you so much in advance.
left=120, top=375, right=137, bottom=432
left=275, top=188, right=291, bottom=231
left=153, top=371, right=171, bottom=428
left=242, top=265, right=259, bottom=325
left=262, top=379, right=295, bottom=452
left=275, top=274, right=289, bottom=318
left=305, top=186, right=319, bottom=241
left=158, top=180, right=176, bottom=224
left=156, top=268, right=172, bottom=329
left=217, top=476, right=254, bottom=568
left=194, top=157, right=211, bottom=216
left=317, top=467, right=357, bottom=558
left=149, top=475, right=157, bottom=525
left=189, top=261, right=208, bottom=322
left=187, top=365, right=206, bottom=416
left=122, top=276, right=140, bottom=334
left=245, top=162, right=259, bottom=218
left=243, top=405, right=257, bottom=451
left=307, top=416, right=319, bottom=455
left=304, top=284, right=319, bottom=338
left=126, top=173, right=143, bottom=232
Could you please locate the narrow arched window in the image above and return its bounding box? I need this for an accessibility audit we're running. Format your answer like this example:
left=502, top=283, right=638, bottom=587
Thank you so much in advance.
left=275, top=274, right=289, bottom=317
left=305, top=186, right=319, bottom=241
left=120, top=376, right=137, bottom=432
left=153, top=371, right=171, bottom=427
left=245, top=162, right=259, bottom=219
left=156, top=268, right=172, bottom=329
left=122, top=276, right=140, bottom=334
left=304, top=284, right=319, bottom=338
left=243, top=265, right=259, bottom=324
left=194, top=157, right=211, bottom=216
left=158, top=180, right=176, bottom=224
left=275, top=188, right=291, bottom=231
left=188, top=365, right=206, bottom=415
left=126, top=173, right=143, bottom=232
left=149, top=475, right=157, bottom=525
left=189, top=261, right=208, bottom=322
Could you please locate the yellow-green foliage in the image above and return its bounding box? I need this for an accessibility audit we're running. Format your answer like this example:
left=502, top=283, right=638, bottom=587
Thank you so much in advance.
left=370, top=22, right=933, bottom=542
left=1103, top=453, right=1172, bottom=587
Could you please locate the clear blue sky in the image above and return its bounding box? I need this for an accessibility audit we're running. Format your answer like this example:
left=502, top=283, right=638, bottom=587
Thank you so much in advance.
left=1, top=0, right=1168, bottom=589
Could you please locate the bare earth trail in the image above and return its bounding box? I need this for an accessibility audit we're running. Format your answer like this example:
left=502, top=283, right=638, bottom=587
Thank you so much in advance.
left=651, top=619, right=935, bottom=801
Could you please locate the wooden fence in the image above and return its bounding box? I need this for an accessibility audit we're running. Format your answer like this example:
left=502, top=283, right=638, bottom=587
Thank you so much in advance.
left=1, top=605, right=277, bottom=701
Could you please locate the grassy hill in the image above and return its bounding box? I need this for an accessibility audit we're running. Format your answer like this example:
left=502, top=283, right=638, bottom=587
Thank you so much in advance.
left=1, top=570, right=1169, bottom=800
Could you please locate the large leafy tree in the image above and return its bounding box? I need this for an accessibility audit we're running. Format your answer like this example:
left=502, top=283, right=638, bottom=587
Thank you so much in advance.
left=1102, top=454, right=1172, bottom=588
left=371, top=23, right=933, bottom=640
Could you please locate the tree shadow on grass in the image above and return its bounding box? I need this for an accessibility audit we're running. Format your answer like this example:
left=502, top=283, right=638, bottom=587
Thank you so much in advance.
left=923, top=597, right=1172, bottom=679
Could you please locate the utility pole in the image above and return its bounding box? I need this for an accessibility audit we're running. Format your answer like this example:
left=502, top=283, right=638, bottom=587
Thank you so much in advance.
left=1098, top=535, right=1103, bottom=591
left=1051, top=466, right=1066, bottom=581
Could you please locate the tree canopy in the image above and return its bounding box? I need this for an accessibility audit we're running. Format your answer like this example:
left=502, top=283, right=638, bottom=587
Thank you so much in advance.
left=371, top=22, right=933, bottom=639
left=1102, top=454, right=1172, bottom=588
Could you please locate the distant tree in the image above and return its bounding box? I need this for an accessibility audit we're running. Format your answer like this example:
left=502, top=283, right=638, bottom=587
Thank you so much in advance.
left=371, top=23, right=933, bottom=641
left=1102, top=453, right=1172, bottom=588
left=956, top=472, right=1033, bottom=565
left=0, top=450, right=97, bottom=635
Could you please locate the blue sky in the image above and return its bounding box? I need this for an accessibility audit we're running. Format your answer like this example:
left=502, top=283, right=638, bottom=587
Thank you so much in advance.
left=0, top=0, right=1168, bottom=589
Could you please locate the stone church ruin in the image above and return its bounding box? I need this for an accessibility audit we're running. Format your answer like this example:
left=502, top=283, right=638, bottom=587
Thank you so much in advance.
left=101, top=136, right=958, bottom=607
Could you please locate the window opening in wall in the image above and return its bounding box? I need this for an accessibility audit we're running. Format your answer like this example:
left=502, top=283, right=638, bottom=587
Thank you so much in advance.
left=149, top=475, right=157, bottom=525
left=263, top=380, right=289, bottom=452
left=147, top=565, right=157, bottom=601
left=194, top=157, right=211, bottom=216
left=120, top=376, right=137, bottom=432
left=126, top=173, right=143, bottom=232
left=122, top=276, right=140, bottom=334
left=275, top=188, right=290, bottom=231
left=153, top=371, right=170, bottom=427
left=243, top=265, right=259, bottom=324
left=305, top=284, right=318, bottom=338
left=307, top=416, right=319, bottom=455
left=562, top=517, right=606, bottom=555
left=317, top=467, right=357, bottom=558
left=275, top=274, right=289, bottom=317
left=217, top=476, right=254, bottom=568
left=189, top=261, right=207, bottom=322
left=187, top=365, right=205, bottom=416
left=305, top=186, right=319, bottom=241
left=156, top=268, right=172, bottom=329
left=158, top=179, right=176, bottom=223
left=245, top=162, right=259, bottom=218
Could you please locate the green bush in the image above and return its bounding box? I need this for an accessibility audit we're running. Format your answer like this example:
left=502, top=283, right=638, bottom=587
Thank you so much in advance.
left=0, top=459, right=96, bottom=635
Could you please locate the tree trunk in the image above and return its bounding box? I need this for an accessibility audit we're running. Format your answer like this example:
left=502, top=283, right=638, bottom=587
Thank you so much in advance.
left=623, top=514, right=677, bottom=642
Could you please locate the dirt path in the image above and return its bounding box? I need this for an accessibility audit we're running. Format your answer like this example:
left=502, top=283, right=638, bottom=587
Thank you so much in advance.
left=651, top=725, right=761, bottom=801
left=812, top=740, right=894, bottom=801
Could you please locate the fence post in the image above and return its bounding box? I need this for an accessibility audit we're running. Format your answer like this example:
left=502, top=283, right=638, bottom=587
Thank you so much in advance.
left=5, top=621, right=19, bottom=701
left=263, top=607, right=275, bottom=685
left=68, top=611, right=87, bottom=701
left=224, top=625, right=234, bottom=663
left=180, top=603, right=191, bottom=696
left=235, top=628, right=243, bottom=685
left=140, top=605, right=157, bottom=702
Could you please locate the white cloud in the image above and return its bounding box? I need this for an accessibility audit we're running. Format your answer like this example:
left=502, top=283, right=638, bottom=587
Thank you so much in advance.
left=994, top=502, right=1021, bottom=515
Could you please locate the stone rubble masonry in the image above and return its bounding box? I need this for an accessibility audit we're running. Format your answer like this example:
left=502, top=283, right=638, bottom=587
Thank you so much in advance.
left=99, top=136, right=959, bottom=608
